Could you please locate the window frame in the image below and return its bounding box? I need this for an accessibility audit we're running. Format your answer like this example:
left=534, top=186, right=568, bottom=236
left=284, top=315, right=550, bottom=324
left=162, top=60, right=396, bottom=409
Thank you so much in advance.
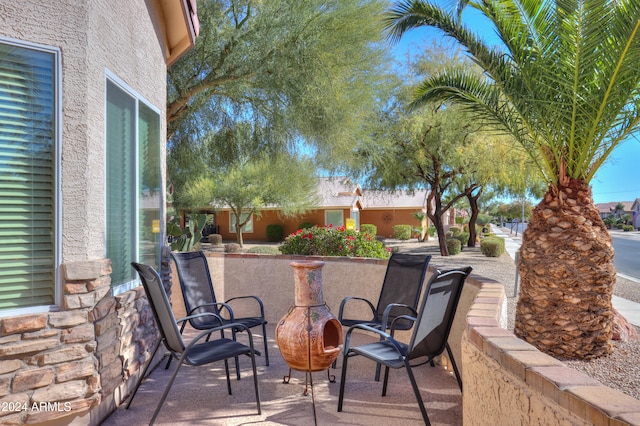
left=105, top=70, right=163, bottom=296
left=0, top=36, right=62, bottom=316
left=325, top=210, right=344, bottom=228
left=229, top=211, right=254, bottom=233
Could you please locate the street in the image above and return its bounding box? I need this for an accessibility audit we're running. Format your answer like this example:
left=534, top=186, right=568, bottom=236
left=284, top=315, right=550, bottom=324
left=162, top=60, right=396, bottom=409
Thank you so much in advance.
left=612, top=232, right=640, bottom=280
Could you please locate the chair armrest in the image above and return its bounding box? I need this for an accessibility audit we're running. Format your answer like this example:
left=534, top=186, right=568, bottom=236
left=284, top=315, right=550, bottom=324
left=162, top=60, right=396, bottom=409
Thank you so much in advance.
left=381, top=303, right=418, bottom=331
left=389, top=314, right=416, bottom=338
left=176, top=312, right=225, bottom=327
left=338, top=296, right=376, bottom=323
left=343, top=323, right=406, bottom=356
left=188, top=302, right=235, bottom=321
left=185, top=322, right=256, bottom=353
left=224, top=295, right=266, bottom=319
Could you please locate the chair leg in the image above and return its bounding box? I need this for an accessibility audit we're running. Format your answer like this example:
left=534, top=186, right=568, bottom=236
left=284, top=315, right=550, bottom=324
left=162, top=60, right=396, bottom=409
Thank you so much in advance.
left=224, top=359, right=232, bottom=395
left=445, top=343, right=463, bottom=392
left=337, top=353, right=350, bottom=412
left=231, top=328, right=241, bottom=380
left=405, top=361, right=431, bottom=426
left=262, top=322, right=269, bottom=366
left=249, top=349, right=262, bottom=415
left=150, top=356, right=186, bottom=425
left=382, top=365, right=391, bottom=396
left=375, top=362, right=382, bottom=381
left=126, top=340, right=161, bottom=409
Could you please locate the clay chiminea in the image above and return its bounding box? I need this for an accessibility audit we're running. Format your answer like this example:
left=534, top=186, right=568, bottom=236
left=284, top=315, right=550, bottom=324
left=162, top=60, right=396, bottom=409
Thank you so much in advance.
left=275, top=261, right=343, bottom=373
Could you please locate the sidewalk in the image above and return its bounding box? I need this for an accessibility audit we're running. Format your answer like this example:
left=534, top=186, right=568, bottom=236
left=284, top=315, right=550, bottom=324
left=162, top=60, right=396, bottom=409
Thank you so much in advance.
left=491, top=225, right=640, bottom=327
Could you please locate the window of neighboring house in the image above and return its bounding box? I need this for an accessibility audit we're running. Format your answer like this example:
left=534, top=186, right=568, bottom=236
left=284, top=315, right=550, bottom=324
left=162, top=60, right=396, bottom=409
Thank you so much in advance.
left=229, top=211, right=253, bottom=233
left=106, top=75, right=162, bottom=295
left=325, top=210, right=344, bottom=228
left=0, top=38, right=60, bottom=313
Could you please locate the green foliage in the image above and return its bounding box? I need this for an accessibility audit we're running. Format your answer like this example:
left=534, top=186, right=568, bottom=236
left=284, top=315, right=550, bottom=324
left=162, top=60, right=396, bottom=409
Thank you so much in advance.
left=224, top=243, right=242, bottom=253
left=184, top=149, right=319, bottom=246
left=481, top=237, right=506, bottom=257
left=299, top=222, right=315, bottom=229
left=168, top=0, right=394, bottom=210
left=477, top=214, right=492, bottom=226
left=208, top=234, right=222, bottom=245
left=452, top=231, right=469, bottom=249
left=427, top=225, right=436, bottom=237
left=266, top=224, right=284, bottom=242
left=246, top=246, right=281, bottom=255
left=279, top=225, right=390, bottom=259
left=360, top=224, right=377, bottom=237
left=448, top=226, right=462, bottom=236
left=393, top=225, right=412, bottom=240
left=167, top=214, right=207, bottom=252
left=446, top=238, right=461, bottom=255
left=386, top=1, right=640, bottom=185
left=623, top=225, right=634, bottom=232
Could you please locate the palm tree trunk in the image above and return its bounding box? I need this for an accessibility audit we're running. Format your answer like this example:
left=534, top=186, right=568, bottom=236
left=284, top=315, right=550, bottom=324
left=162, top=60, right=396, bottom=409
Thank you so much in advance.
left=515, top=178, right=615, bottom=359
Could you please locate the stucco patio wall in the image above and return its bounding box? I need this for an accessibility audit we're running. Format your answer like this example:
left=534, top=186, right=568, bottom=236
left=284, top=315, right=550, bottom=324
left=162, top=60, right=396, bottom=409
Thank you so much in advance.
left=169, top=252, right=640, bottom=426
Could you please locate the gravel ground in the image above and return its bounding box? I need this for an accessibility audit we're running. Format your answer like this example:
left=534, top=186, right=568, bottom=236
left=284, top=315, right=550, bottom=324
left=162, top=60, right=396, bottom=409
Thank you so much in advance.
left=387, top=234, right=640, bottom=401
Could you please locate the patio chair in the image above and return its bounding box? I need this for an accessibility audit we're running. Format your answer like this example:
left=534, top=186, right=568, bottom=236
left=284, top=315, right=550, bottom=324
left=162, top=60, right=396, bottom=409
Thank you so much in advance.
left=171, top=251, right=269, bottom=378
left=335, top=252, right=431, bottom=380
left=128, top=262, right=261, bottom=425
left=337, top=267, right=472, bottom=426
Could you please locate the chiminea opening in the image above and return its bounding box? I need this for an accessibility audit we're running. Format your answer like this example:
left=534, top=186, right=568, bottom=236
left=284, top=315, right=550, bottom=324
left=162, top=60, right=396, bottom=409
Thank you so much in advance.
left=323, top=319, right=342, bottom=350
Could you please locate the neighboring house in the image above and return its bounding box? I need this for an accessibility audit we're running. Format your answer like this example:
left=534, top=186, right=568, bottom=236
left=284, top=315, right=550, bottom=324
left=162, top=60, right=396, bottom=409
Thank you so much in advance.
left=0, top=2, right=198, bottom=425
left=215, top=177, right=431, bottom=242
left=359, top=190, right=429, bottom=238
left=631, top=199, right=640, bottom=229
left=595, top=201, right=635, bottom=221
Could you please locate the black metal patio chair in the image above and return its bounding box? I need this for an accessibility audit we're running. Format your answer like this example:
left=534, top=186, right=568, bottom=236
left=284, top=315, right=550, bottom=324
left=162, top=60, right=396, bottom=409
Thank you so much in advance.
left=128, top=262, right=261, bottom=425
left=337, top=267, right=472, bottom=426
left=335, top=252, right=432, bottom=379
left=171, top=251, right=269, bottom=378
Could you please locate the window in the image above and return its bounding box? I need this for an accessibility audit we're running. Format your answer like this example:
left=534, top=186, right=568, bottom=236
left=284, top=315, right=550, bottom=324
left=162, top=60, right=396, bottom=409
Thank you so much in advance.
left=229, top=211, right=253, bottom=233
left=325, top=210, right=344, bottom=228
left=106, top=76, right=161, bottom=293
left=0, top=38, right=60, bottom=312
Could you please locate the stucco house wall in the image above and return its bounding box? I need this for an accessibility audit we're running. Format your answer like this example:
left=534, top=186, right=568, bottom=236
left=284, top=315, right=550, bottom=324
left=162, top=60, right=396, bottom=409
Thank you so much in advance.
left=0, top=1, right=195, bottom=425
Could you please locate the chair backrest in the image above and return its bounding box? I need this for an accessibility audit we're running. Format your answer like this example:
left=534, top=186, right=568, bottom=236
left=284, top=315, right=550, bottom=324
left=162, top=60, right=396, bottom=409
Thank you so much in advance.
left=171, top=251, right=220, bottom=329
left=131, top=262, right=185, bottom=355
left=407, top=267, right=472, bottom=360
left=375, top=253, right=432, bottom=327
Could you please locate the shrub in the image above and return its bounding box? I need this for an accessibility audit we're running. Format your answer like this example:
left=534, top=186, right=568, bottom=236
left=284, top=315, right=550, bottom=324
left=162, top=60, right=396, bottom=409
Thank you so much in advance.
left=279, top=225, right=390, bottom=259
left=266, top=224, right=284, bottom=242
left=360, top=223, right=377, bottom=237
left=393, top=224, right=412, bottom=240
left=453, top=232, right=469, bottom=249
left=623, top=224, right=634, bottom=232
left=448, top=226, right=462, bottom=236
left=481, top=236, right=505, bottom=257
left=446, top=238, right=461, bottom=255
left=208, top=234, right=222, bottom=245
left=246, top=246, right=280, bottom=254
left=299, top=222, right=315, bottom=229
left=427, top=225, right=436, bottom=237
left=225, top=243, right=242, bottom=253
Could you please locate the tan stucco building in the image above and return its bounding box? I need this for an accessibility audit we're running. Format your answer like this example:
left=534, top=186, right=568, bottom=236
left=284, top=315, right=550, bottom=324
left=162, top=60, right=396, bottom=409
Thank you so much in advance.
left=0, top=1, right=197, bottom=424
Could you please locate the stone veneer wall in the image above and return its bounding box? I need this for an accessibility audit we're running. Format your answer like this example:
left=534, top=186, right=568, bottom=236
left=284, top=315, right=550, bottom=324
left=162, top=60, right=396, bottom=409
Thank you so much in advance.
left=0, top=255, right=165, bottom=426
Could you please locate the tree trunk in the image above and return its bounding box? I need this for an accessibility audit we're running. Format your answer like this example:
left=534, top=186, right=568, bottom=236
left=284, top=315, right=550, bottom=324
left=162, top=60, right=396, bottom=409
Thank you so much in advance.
left=467, top=192, right=481, bottom=247
left=429, top=212, right=449, bottom=256
left=515, top=178, right=615, bottom=359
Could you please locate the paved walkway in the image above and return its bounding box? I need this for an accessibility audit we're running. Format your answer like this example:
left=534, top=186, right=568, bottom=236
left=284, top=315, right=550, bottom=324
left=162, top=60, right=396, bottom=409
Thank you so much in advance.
left=491, top=225, right=640, bottom=327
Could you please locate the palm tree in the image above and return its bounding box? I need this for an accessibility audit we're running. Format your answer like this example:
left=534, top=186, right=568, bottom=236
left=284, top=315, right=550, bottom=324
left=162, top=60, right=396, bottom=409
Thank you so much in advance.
left=385, top=0, right=640, bottom=359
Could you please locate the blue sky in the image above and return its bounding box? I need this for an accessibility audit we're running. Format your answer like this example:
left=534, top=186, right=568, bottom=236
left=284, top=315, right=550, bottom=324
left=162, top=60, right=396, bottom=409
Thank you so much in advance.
left=387, top=4, right=640, bottom=205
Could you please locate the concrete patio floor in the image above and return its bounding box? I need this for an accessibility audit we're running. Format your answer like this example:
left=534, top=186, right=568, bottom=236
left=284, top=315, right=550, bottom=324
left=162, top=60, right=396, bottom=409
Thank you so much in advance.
left=102, top=324, right=462, bottom=425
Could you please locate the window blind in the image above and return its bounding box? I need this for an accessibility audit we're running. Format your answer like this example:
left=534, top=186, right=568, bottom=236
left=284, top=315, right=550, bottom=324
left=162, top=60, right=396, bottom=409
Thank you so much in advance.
left=0, top=42, right=56, bottom=310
